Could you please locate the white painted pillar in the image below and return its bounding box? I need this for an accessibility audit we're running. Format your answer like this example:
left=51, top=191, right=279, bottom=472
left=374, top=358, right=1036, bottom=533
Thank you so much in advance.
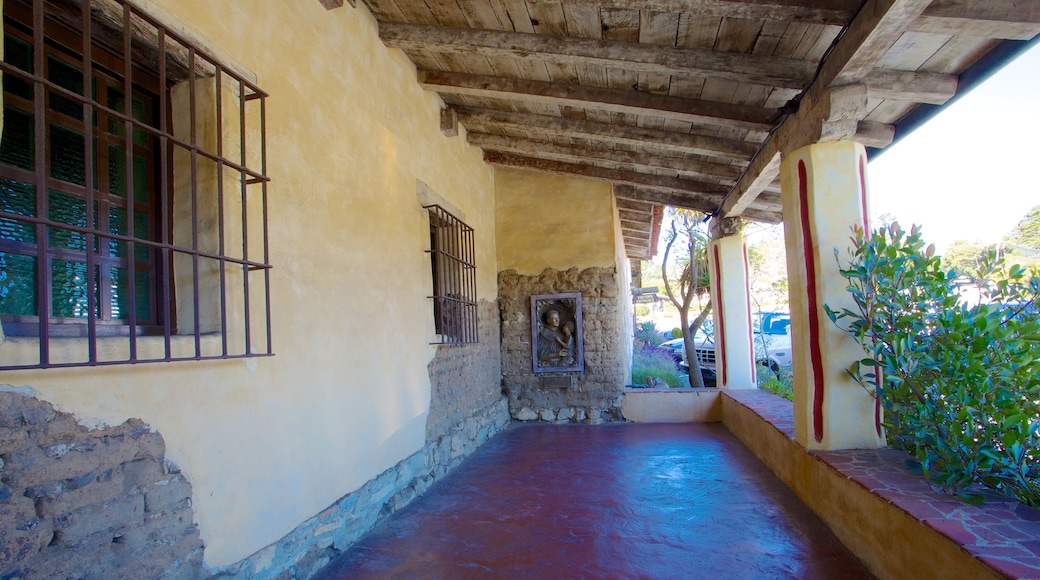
left=707, top=221, right=756, bottom=390
left=780, top=141, right=885, bottom=450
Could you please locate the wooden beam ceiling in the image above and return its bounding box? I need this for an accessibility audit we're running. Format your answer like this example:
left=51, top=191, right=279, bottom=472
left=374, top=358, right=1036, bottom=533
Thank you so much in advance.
left=720, top=0, right=934, bottom=219
left=357, top=0, right=1038, bottom=232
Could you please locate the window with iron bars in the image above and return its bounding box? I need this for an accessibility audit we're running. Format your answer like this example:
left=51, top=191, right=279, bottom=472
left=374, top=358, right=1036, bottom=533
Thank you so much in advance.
left=426, top=204, right=477, bottom=344
left=0, top=0, right=272, bottom=369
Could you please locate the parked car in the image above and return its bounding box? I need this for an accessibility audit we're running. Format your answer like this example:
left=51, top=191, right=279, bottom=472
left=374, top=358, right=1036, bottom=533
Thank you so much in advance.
left=689, top=312, right=793, bottom=378
left=659, top=338, right=686, bottom=364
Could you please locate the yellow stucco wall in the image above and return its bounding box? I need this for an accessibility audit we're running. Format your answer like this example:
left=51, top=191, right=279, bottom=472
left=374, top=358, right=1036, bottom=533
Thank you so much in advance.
left=495, top=168, right=620, bottom=273
left=0, top=0, right=495, bottom=567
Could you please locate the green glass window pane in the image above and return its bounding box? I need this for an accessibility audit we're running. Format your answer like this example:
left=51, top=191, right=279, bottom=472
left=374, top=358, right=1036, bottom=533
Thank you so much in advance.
left=108, top=144, right=126, bottom=197
left=51, top=259, right=96, bottom=318
left=134, top=212, right=150, bottom=261
left=109, top=205, right=126, bottom=257
left=108, top=85, right=125, bottom=137
left=49, top=125, right=86, bottom=186
left=132, top=98, right=147, bottom=145
left=3, top=34, right=33, bottom=100
left=0, top=107, right=34, bottom=170
left=0, top=179, right=36, bottom=244
left=134, top=270, right=150, bottom=321
left=0, top=252, right=37, bottom=316
left=111, top=266, right=150, bottom=321
left=48, top=190, right=88, bottom=252
left=47, top=56, right=83, bottom=120
left=133, top=154, right=148, bottom=203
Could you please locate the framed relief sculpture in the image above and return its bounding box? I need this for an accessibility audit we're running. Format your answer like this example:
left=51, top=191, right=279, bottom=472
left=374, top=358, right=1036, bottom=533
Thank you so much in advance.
left=531, top=293, right=584, bottom=373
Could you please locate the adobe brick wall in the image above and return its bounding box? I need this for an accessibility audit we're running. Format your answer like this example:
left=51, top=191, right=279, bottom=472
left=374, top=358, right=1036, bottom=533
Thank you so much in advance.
left=498, top=267, right=627, bottom=423
left=0, top=389, right=202, bottom=579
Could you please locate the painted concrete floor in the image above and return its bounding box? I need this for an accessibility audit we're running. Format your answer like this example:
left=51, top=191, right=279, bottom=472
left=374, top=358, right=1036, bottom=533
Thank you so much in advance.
left=314, top=422, right=873, bottom=579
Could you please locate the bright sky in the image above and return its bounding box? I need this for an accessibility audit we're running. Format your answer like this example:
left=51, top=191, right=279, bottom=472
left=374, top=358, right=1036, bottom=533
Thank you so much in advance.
left=868, top=42, right=1040, bottom=254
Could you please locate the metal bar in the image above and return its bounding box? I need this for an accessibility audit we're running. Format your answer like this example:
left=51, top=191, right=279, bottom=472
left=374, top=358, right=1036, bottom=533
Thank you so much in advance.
left=189, top=47, right=201, bottom=358
left=260, top=93, right=272, bottom=354
left=123, top=3, right=138, bottom=361
left=240, top=78, right=251, bottom=356
left=215, top=66, right=228, bottom=357
left=82, top=0, right=97, bottom=364
left=158, top=27, right=172, bottom=360
left=32, top=0, right=49, bottom=365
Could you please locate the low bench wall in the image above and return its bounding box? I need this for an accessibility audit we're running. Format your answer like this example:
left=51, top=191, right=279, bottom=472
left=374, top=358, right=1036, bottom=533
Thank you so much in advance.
left=621, top=389, right=721, bottom=423
left=721, top=389, right=1040, bottom=580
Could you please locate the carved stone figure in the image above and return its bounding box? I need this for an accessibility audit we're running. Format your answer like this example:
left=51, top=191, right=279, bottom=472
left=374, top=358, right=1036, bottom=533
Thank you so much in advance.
left=531, top=293, right=583, bottom=373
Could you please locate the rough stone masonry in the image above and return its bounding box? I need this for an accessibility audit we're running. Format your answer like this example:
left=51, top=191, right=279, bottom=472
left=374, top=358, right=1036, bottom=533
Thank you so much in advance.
left=499, top=267, right=627, bottom=423
left=0, top=389, right=202, bottom=579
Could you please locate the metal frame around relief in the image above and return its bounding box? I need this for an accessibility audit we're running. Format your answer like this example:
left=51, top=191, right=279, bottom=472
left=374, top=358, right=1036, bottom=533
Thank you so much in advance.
left=531, top=293, right=584, bottom=373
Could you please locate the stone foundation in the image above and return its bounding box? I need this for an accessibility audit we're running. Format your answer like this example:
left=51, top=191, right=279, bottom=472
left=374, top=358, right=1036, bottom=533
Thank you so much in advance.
left=499, top=268, right=627, bottom=423
left=0, top=388, right=203, bottom=579
left=215, top=300, right=511, bottom=579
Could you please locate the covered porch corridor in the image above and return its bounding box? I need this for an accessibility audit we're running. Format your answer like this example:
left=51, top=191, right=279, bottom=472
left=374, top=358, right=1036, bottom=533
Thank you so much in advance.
left=315, top=421, right=871, bottom=579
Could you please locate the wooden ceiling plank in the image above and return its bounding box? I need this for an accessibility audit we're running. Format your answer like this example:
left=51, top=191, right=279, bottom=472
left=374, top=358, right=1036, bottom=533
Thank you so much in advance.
left=456, top=107, right=760, bottom=160
left=467, top=131, right=744, bottom=180
left=912, top=0, right=1040, bottom=39
left=721, top=0, right=933, bottom=219
left=864, top=70, right=957, bottom=104
left=524, top=0, right=858, bottom=26
left=485, top=152, right=731, bottom=196
left=911, top=16, right=1040, bottom=40
left=379, top=23, right=816, bottom=89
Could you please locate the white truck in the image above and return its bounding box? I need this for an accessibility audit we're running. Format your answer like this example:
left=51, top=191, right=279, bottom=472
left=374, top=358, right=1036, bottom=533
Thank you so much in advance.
left=686, top=311, right=792, bottom=378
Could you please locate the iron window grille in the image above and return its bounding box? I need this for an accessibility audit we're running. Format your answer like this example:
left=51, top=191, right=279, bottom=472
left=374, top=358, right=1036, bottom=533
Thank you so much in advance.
left=0, top=0, right=272, bottom=368
left=425, top=204, right=477, bottom=344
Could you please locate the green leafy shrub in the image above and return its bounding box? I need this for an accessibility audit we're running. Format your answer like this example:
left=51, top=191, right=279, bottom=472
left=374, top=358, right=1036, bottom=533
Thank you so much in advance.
left=826, top=223, right=1040, bottom=507
left=635, top=321, right=664, bottom=346
left=757, top=366, right=793, bottom=400
left=631, top=344, right=685, bottom=388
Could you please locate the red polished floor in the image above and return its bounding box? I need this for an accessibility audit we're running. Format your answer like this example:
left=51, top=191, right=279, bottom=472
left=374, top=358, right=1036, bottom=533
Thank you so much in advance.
left=314, top=422, right=873, bottom=579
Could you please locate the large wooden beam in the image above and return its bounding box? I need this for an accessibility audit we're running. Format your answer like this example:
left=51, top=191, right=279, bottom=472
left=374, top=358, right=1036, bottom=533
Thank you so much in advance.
left=381, top=23, right=814, bottom=89
left=419, top=71, right=775, bottom=133
left=456, top=107, right=760, bottom=161
left=911, top=0, right=1040, bottom=41
left=525, top=0, right=858, bottom=25
left=615, top=185, right=783, bottom=223
left=467, top=132, right=743, bottom=182
left=484, top=152, right=730, bottom=199
left=720, top=0, right=933, bottom=219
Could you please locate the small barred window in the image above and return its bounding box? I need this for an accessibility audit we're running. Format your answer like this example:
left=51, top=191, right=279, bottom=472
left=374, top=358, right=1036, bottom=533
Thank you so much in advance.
left=425, top=204, right=477, bottom=344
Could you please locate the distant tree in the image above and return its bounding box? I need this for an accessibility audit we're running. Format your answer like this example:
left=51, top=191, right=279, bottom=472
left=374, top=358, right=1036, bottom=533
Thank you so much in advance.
left=941, top=240, right=996, bottom=279
left=1003, top=205, right=1040, bottom=261
left=660, top=209, right=714, bottom=388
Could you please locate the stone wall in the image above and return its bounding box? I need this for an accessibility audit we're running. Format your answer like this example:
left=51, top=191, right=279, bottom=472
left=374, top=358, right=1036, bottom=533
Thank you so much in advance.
left=215, top=300, right=511, bottom=579
left=0, top=389, right=203, bottom=579
left=499, top=267, right=627, bottom=423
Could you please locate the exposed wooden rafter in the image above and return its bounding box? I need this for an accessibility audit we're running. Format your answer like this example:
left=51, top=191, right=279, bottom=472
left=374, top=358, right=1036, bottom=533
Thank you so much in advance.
left=419, top=71, right=776, bottom=133
left=524, top=0, right=859, bottom=25
left=467, top=132, right=744, bottom=183
left=456, top=108, right=760, bottom=161
left=382, top=23, right=815, bottom=89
